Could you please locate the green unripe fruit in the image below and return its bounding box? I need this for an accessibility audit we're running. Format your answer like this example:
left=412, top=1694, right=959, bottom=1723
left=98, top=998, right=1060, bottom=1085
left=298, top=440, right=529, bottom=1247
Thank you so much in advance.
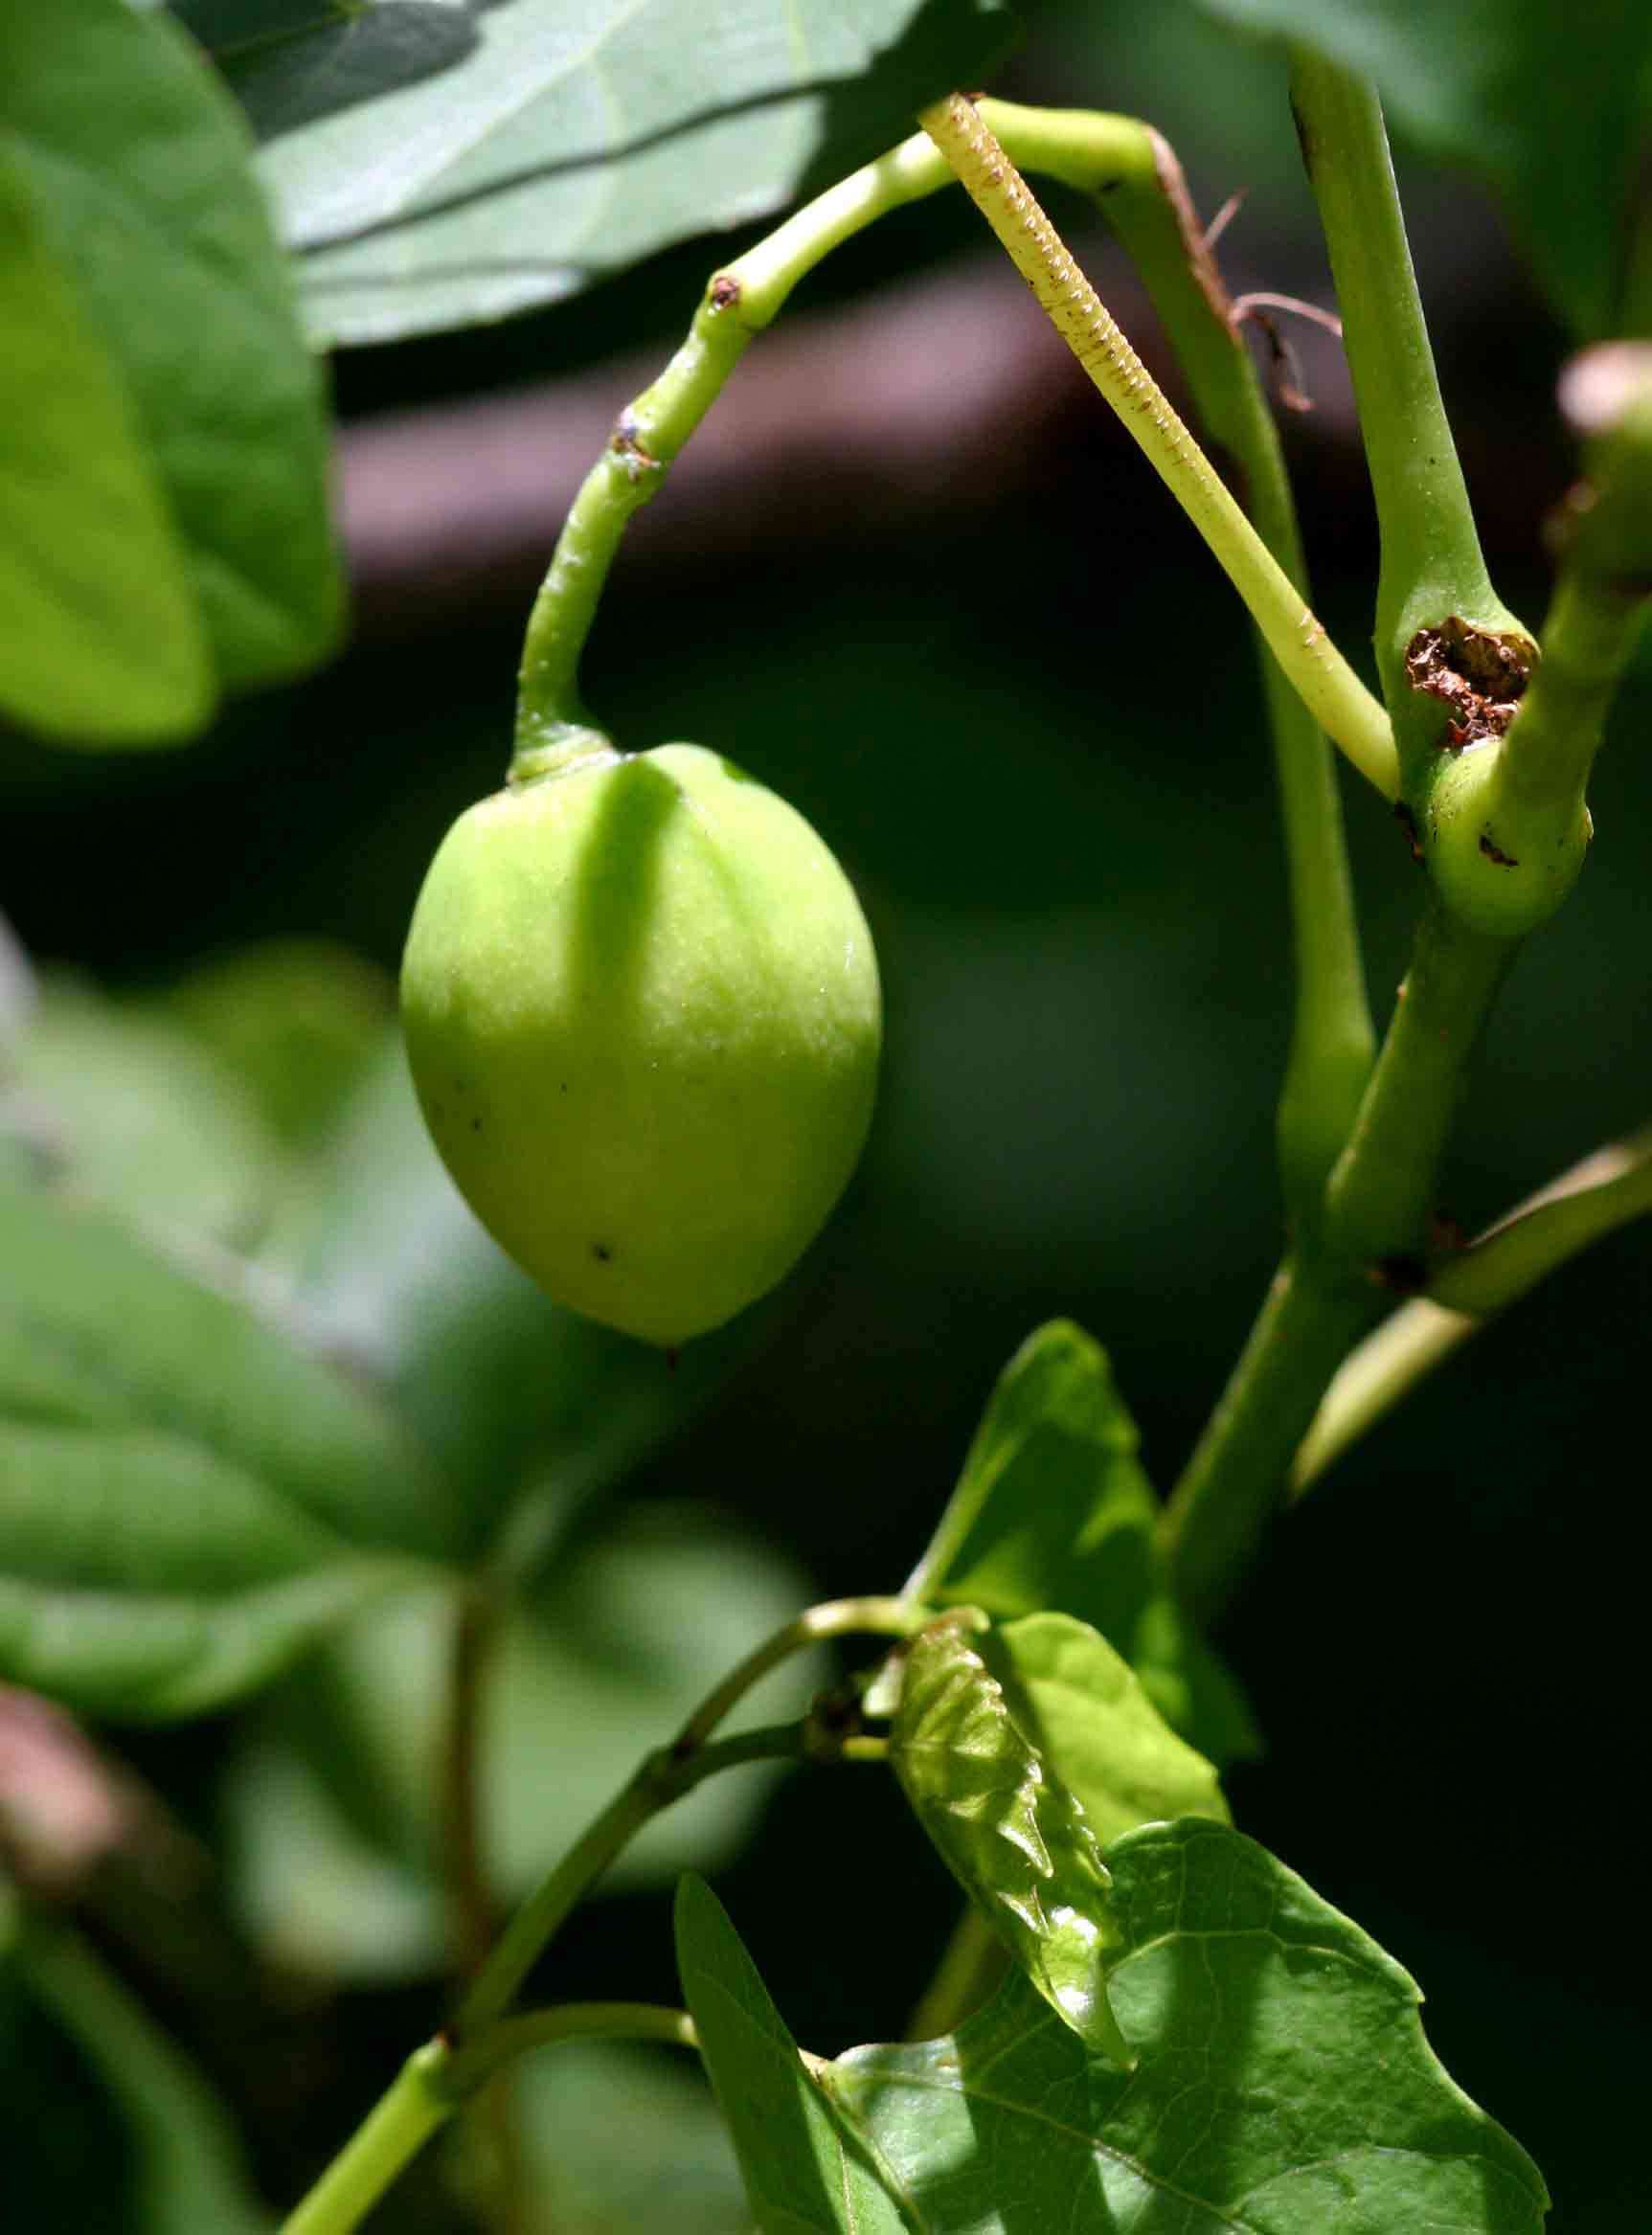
left=400, top=743, right=881, bottom=1345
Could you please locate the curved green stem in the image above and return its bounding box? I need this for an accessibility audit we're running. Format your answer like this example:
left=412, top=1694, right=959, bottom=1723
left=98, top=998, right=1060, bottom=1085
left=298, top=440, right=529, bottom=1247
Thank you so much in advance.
left=441, top=2002, right=699, bottom=2100
left=1294, top=1124, right=1652, bottom=1491
left=1051, top=102, right=1374, bottom=1213
left=672, top=1594, right=928, bottom=1753
left=456, top=1723, right=806, bottom=2040
left=918, top=92, right=1396, bottom=797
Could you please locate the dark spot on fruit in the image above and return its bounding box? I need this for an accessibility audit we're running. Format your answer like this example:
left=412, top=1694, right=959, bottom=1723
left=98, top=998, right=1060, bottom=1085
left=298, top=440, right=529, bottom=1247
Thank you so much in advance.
left=470, top=1116, right=483, bottom=1132
left=665, top=1346, right=680, bottom=1373
left=1478, top=830, right=1519, bottom=867
left=592, top=1242, right=613, bottom=1262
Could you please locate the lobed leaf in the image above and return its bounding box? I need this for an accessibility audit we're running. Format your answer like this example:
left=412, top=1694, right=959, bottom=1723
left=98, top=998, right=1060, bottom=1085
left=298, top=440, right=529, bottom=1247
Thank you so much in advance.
left=186, top=0, right=1017, bottom=346
left=682, top=1826, right=1548, bottom=2230
left=1193, top=0, right=1652, bottom=337
left=826, top=1818, right=1550, bottom=2229
left=890, top=1614, right=1132, bottom=2065
left=0, top=0, right=341, bottom=742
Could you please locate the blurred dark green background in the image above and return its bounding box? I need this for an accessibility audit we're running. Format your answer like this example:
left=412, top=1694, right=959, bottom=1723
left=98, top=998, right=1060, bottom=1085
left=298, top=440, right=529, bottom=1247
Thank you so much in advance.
left=4, top=1, right=1649, bottom=2224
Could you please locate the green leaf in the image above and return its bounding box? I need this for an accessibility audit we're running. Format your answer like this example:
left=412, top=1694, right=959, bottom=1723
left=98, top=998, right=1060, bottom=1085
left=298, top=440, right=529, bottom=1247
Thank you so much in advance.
left=819, top=1820, right=1549, bottom=2231
left=989, top=1611, right=1229, bottom=1847
left=0, top=146, right=209, bottom=745
left=0, top=0, right=341, bottom=731
left=197, top=0, right=1016, bottom=346
left=907, top=1321, right=1260, bottom=1769
left=0, top=1419, right=411, bottom=1719
left=2, top=976, right=283, bottom=1252
left=506, top=2040, right=748, bottom=2235
left=0, top=1179, right=456, bottom=1716
left=221, top=1503, right=818, bottom=1979
left=1192, top=0, right=1652, bottom=336
left=674, top=1873, right=914, bottom=2235
left=162, top=940, right=391, bottom=1163
left=16, top=1927, right=268, bottom=2234
left=890, top=1614, right=1132, bottom=2065
left=277, top=1033, right=750, bottom=1553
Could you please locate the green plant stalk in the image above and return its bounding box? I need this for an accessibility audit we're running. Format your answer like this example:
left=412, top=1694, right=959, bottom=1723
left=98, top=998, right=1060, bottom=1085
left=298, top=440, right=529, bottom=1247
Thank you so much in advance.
left=1293, top=1123, right=1652, bottom=1489
left=918, top=92, right=1396, bottom=795
left=282, top=2043, right=453, bottom=2235
left=1156, top=1256, right=1378, bottom=1622
left=1037, top=102, right=1375, bottom=1212
left=441, top=2002, right=699, bottom=2099
left=1286, top=50, right=1528, bottom=786
left=1161, top=895, right=1514, bottom=1617
left=455, top=1722, right=807, bottom=2041
left=515, top=98, right=1396, bottom=798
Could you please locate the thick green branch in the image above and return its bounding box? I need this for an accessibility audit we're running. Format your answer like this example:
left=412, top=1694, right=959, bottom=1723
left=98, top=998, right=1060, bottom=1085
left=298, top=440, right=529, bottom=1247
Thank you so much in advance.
left=1287, top=49, right=1528, bottom=786
left=1163, top=896, right=1515, bottom=1618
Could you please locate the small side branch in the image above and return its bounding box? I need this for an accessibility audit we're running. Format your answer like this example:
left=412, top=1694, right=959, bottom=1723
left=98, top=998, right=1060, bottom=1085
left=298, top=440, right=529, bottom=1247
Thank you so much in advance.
left=918, top=93, right=1397, bottom=799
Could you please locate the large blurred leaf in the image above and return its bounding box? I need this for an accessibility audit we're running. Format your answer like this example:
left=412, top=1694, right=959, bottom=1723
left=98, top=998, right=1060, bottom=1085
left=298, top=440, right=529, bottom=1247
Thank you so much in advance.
left=500, top=2039, right=748, bottom=2235
left=685, top=1823, right=1548, bottom=2230
left=222, top=1502, right=818, bottom=1979
left=675, top=1874, right=913, bottom=2235
left=0, top=1177, right=456, bottom=1722
left=0, top=0, right=340, bottom=743
left=0, top=1419, right=414, bottom=1718
left=15, top=1928, right=268, bottom=2234
left=1194, top=0, right=1652, bottom=336
left=187, top=0, right=1016, bottom=345
left=277, top=1032, right=751, bottom=1557
left=0, top=147, right=209, bottom=746
left=1, top=976, right=282, bottom=1252
left=906, top=1321, right=1259, bottom=1769
left=989, top=1611, right=1229, bottom=1847
left=891, top=1615, right=1131, bottom=2064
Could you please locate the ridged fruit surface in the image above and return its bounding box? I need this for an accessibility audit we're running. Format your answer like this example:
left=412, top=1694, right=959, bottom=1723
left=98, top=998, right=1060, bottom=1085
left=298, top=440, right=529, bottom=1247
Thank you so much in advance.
left=401, top=744, right=881, bottom=1344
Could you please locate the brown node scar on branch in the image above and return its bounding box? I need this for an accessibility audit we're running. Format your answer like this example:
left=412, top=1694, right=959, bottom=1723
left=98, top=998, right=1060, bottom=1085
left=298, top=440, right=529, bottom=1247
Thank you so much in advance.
left=1403, top=614, right=1533, bottom=751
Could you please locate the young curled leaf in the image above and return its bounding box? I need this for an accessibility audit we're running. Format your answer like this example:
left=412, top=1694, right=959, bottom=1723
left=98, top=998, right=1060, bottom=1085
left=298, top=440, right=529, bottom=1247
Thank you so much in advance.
left=990, top=1611, right=1230, bottom=1848
left=890, top=1614, right=1131, bottom=2066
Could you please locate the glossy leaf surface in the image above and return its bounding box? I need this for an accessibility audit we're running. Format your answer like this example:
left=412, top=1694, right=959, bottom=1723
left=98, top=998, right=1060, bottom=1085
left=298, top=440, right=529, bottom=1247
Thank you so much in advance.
left=907, top=1321, right=1258, bottom=1767
left=891, top=1615, right=1131, bottom=2065
left=1194, top=0, right=1652, bottom=335
left=827, top=1818, right=1549, bottom=2229
left=990, top=1611, right=1229, bottom=1846
left=681, top=1826, right=1546, bottom=2230
left=185, top=0, right=1015, bottom=344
